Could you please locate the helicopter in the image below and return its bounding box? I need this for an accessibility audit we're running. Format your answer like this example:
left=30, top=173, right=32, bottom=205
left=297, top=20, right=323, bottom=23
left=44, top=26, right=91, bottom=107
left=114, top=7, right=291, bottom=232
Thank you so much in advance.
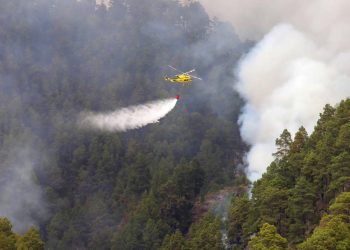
left=164, top=65, right=202, bottom=84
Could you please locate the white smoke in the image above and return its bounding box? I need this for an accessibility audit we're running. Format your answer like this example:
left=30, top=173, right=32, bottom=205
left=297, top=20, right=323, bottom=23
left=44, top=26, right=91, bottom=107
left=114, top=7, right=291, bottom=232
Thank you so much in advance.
left=79, top=98, right=178, bottom=132
left=198, top=0, right=350, bottom=180
left=96, top=0, right=111, bottom=8
left=0, top=146, right=47, bottom=233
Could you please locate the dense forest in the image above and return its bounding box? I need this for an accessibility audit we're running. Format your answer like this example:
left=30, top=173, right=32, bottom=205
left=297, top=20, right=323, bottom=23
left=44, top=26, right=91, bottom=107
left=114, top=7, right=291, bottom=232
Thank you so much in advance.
left=228, top=100, right=350, bottom=249
left=0, top=0, right=249, bottom=249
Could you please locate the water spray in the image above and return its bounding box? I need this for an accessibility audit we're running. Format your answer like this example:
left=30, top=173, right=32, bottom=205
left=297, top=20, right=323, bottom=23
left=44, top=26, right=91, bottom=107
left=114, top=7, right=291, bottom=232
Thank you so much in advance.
left=79, top=96, right=179, bottom=132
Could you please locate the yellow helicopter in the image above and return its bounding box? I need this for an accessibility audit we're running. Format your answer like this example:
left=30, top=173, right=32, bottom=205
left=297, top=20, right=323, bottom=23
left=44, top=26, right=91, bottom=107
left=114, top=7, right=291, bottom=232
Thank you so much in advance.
left=164, top=65, right=202, bottom=85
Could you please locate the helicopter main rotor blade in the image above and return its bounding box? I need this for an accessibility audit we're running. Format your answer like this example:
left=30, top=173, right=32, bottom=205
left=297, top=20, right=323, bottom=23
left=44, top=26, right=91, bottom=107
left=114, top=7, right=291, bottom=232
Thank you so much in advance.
left=168, top=65, right=201, bottom=79
left=188, top=74, right=202, bottom=80
left=183, top=69, right=195, bottom=75
left=168, top=65, right=185, bottom=74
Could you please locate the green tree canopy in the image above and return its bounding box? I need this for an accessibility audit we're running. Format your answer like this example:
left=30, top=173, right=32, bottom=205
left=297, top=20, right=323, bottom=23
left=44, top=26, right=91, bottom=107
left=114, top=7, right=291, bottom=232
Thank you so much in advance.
left=186, top=213, right=224, bottom=250
left=160, top=230, right=185, bottom=250
left=16, top=227, right=44, bottom=250
left=273, top=129, right=292, bottom=160
left=0, top=217, right=44, bottom=250
left=248, top=223, right=287, bottom=250
left=0, top=218, right=16, bottom=250
left=298, top=192, right=350, bottom=250
left=227, top=194, right=250, bottom=248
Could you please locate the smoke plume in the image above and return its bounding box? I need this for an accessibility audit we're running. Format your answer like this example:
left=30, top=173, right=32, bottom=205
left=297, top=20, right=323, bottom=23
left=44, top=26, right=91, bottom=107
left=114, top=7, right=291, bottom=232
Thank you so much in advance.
left=0, top=145, right=47, bottom=233
left=79, top=98, right=178, bottom=132
left=199, top=0, right=350, bottom=180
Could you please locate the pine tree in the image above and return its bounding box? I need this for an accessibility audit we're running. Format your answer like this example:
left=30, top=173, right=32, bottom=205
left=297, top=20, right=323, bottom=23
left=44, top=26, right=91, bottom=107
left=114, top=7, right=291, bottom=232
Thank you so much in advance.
left=0, top=218, right=16, bottom=250
left=248, top=223, right=287, bottom=250
left=328, top=192, right=350, bottom=219
left=0, top=217, right=44, bottom=250
left=290, top=126, right=308, bottom=154
left=186, top=213, right=224, bottom=250
left=273, top=129, right=292, bottom=160
left=327, top=152, right=350, bottom=199
left=287, top=176, right=317, bottom=243
left=16, top=227, right=44, bottom=250
left=227, top=194, right=250, bottom=248
left=298, top=192, right=350, bottom=250
left=160, top=230, right=185, bottom=250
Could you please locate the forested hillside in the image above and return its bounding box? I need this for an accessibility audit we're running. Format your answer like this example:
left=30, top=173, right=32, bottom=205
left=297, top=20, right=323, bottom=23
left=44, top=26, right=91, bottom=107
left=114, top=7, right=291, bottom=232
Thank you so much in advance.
left=0, top=0, right=249, bottom=249
left=228, top=99, right=350, bottom=249
left=2, top=1, right=348, bottom=250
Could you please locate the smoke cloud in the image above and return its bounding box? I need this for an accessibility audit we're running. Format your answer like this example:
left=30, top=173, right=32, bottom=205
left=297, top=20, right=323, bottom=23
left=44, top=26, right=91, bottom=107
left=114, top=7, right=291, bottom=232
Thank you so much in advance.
left=0, top=145, right=47, bottom=233
left=79, top=98, right=178, bottom=132
left=199, top=0, right=350, bottom=180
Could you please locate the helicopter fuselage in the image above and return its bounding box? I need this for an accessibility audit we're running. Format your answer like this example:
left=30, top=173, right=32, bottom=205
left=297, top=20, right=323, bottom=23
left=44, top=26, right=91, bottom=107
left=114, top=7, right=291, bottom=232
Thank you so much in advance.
left=164, top=74, right=193, bottom=84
